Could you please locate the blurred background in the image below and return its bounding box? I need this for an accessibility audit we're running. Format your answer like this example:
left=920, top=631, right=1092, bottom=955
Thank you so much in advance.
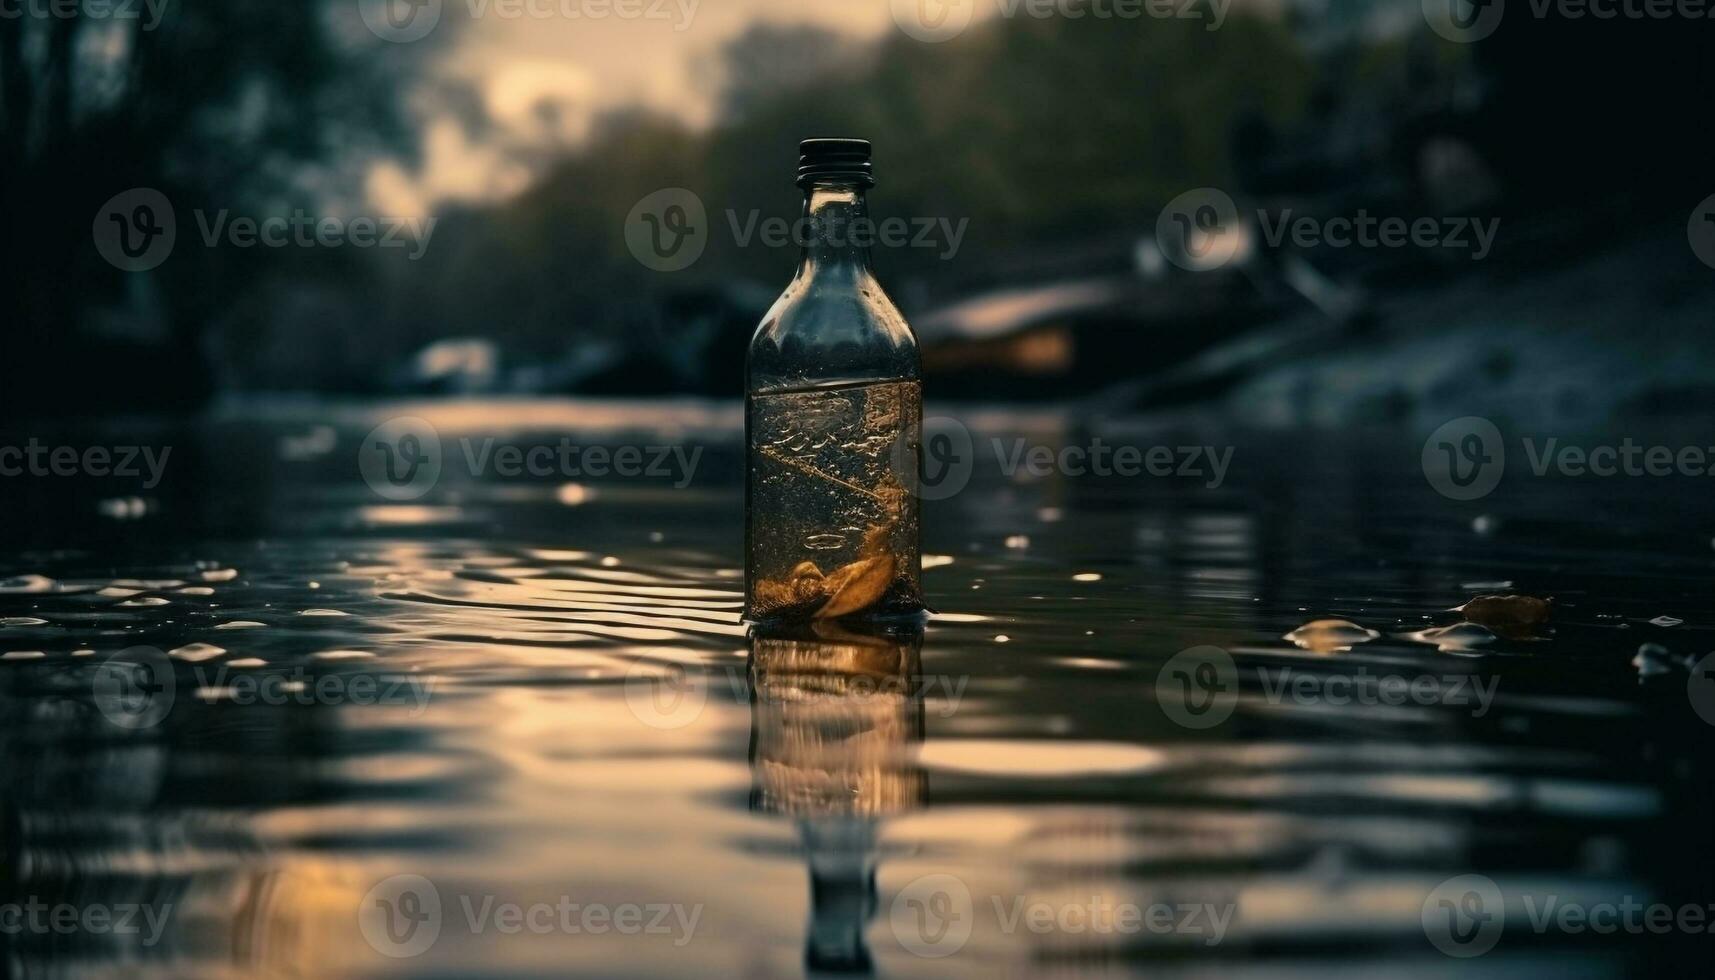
left=5, top=0, right=1710, bottom=417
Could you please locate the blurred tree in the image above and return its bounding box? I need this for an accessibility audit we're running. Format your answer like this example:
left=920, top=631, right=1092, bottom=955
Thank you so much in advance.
left=0, top=1, right=446, bottom=413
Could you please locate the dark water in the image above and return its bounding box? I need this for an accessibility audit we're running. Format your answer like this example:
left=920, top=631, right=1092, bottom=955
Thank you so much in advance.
left=1, top=399, right=1712, bottom=977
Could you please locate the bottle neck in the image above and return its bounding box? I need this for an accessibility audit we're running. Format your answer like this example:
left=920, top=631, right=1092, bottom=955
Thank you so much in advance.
left=795, top=183, right=873, bottom=279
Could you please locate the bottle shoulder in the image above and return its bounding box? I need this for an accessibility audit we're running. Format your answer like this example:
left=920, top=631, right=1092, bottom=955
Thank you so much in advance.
left=747, top=270, right=920, bottom=393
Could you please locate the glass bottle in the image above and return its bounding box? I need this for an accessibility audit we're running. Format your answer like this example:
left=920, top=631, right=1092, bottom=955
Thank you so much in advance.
left=745, top=139, right=923, bottom=623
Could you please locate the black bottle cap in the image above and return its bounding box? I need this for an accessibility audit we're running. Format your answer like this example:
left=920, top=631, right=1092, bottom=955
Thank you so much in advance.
left=796, top=138, right=875, bottom=188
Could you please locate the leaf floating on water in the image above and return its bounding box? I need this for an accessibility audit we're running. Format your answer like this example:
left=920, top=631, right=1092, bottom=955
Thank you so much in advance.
left=1458, top=594, right=1552, bottom=628
left=817, top=555, right=895, bottom=620
left=1649, top=615, right=1683, bottom=628
left=1283, top=618, right=1380, bottom=653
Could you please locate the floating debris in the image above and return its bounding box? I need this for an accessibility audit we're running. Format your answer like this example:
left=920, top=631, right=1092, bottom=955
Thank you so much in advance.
left=1284, top=618, right=1381, bottom=652
left=228, top=658, right=269, bottom=668
left=0, top=617, right=47, bottom=627
left=214, top=621, right=267, bottom=630
left=1073, top=572, right=1103, bottom=583
left=169, top=643, right=227, bottom=663
left=994, top=635, right=1011, bottom=643
left=1631, top=643, right=1683, bottom=678
left=298, top=609, right=350, bottom=618
left=312, top=650, right=375, bottom=661
left=179, top=587, right=215, bottom=596
left=200, top=568, right=240, bottom=583
left=118, top=597, right=170, bottom=607
left=0, top=575, right=57, bottom=595
left=2, top=651, right=46, bottom=661
left=97, top=496, right=150, bottom=520
left=1405, top=622, right=1498, bottom=652
left=1457, top=594, right=1552, bottom=629
left=1649, top=615, right=1684, bottom=628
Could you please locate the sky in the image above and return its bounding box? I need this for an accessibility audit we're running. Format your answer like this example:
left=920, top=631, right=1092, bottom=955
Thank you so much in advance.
left=365, top=0, right=900, bottom=216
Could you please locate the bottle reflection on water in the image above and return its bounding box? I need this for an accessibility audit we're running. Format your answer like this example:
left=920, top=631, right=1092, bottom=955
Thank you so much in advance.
left=747, top=620, right=926, bottom=974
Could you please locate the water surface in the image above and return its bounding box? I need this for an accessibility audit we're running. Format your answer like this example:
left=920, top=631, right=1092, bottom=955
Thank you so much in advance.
left=1, top=400, right=1711, bottom=977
